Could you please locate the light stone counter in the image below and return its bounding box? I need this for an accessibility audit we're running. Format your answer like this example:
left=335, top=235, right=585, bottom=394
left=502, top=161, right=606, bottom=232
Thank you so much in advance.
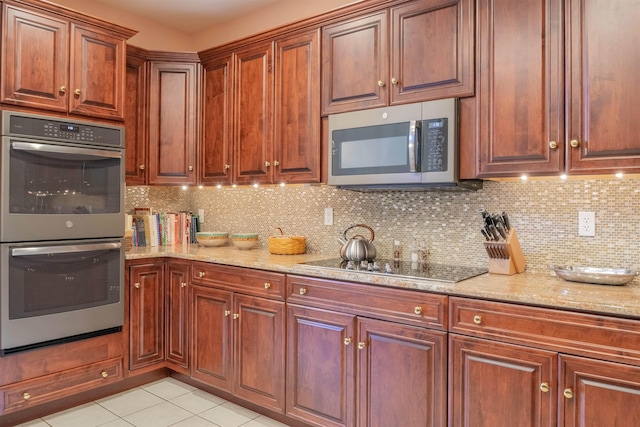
left=126, top=245, right=640, bottom=319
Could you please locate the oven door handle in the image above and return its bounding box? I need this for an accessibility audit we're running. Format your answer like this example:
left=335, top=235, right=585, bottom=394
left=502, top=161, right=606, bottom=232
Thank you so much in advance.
left=11, top=141, right=122, bottom=159
left=11, top=242, right=121, bottom=257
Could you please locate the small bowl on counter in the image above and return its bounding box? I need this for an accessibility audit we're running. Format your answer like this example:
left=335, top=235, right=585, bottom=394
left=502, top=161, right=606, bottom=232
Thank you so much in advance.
left=231, top=233, right=259, bottom=250
left=196, top=231, right=229, bottom=247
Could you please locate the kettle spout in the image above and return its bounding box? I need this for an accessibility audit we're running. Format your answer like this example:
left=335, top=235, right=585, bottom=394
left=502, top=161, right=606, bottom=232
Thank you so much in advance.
left=337, top=236, right=348, bottom=245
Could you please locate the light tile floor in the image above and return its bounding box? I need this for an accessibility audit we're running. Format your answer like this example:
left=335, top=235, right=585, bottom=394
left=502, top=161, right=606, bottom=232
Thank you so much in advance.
left=16, top=377, right=290, bottom=427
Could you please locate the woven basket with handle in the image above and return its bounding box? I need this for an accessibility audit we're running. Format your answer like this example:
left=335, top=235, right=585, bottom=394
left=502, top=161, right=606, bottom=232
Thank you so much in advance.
left=268, top=227, right=306, bottom=255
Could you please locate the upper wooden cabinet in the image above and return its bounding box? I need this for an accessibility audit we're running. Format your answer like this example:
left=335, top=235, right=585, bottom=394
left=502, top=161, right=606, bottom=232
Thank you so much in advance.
left=200, top=28, right=321, bottom=186
left=466, top=0, right=640, bottom=178
left=124, top=46, right=148, bottom=185
left=321, top=0, right=474, bottom=115
left=1, top=0, right=135, bottom=120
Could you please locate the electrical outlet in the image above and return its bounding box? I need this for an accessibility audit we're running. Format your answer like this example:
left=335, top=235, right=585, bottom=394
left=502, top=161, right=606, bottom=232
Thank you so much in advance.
left=578, top=211, right=595, bottom=236
left=324, top=207, right=334, bottom=225
left=198, top=208, right=205, bottom=223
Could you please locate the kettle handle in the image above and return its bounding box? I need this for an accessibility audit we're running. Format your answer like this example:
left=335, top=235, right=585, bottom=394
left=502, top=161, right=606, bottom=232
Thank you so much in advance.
left=343, top=223, right=375, bottom=242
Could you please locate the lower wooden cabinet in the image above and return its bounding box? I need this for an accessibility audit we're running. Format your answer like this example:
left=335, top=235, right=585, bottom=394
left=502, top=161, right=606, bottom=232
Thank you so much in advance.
left=165, top=261, right=190, bottom=372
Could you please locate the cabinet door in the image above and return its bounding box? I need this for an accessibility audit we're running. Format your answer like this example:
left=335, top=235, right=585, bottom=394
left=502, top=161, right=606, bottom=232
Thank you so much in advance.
left=69, top=24, right=126, bottom=120
left=234, top=295, right=285, bottom=413
left=273, top=29, right=321, bottom=184
left=124, top=50, right=148, bottom=185
left=286, top=305, right=356, bottom=427
left=474, top=0, right=564, bottom=177
left=129, top=262, right=165, bottom=370
left=357, top=318, right=447, bottom=427
left=200, top=53, right=234, bottom=186
left=567, top=0, right=640, bottom=174
left=390, top=0, right=474, bottom=104
left=449, top=334, right=557, bottom=427
left=233, top=41, right=273, bottom=185
left=560, top=355, right=640, bottom=427
left=1, top=4, right=69, bottom=112
left=148, top=62, right=199, bottom=185
left=191, top=285, right=233, bottom=392
left=321, top=11, right=388, bottom=114
left=165, top=262, right=189, bottom=372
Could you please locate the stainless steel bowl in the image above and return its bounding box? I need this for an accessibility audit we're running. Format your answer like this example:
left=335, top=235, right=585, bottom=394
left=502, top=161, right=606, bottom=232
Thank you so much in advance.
left=548, top=265, right=639, bottom=286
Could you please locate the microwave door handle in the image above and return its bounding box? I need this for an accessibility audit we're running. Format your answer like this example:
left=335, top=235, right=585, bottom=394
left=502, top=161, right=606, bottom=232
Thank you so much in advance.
left=11, top=142, right=122, bottom=159
left=11, top=242, right=121, bottom=257
left=408, top=120, right=421, bottom=172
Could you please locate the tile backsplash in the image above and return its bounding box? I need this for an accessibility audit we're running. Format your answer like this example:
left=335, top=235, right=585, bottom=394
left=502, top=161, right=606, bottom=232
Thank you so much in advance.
left=126, top=178, right=640, bottom=272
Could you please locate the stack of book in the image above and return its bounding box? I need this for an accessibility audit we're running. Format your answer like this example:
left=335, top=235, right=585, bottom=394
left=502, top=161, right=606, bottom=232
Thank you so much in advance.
left=127, top=208, right=200, bottom=247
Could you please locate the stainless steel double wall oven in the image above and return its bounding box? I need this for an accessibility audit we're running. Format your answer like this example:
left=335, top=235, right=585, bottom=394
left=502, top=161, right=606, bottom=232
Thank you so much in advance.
left=0, top=111, right=125, bottom=354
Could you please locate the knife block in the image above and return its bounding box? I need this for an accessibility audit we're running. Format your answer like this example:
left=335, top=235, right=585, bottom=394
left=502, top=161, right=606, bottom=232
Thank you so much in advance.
left=483, top=228, right=526, bottom=275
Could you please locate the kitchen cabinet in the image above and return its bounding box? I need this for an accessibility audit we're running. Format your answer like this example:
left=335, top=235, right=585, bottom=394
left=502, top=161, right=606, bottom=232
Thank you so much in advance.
left=1, top=0, right=134, bottom=120
left=190, top=262, right=286, bottom=413
left=124, top=46, right=148, bottom=185
left=200, top=27, right=321, bottom=186
left=449, top=296, right=640, bottom=427
left=286, top=274, right=447, bottom=427
left=165, top=261, right=190, bottom=373
left=128, top=261, right=165, bottom=370
left=466, top=0, right=640, bottom=178
left=148, top=58, right=200, bottom=186
left=321, top=0, right=474, bottom=115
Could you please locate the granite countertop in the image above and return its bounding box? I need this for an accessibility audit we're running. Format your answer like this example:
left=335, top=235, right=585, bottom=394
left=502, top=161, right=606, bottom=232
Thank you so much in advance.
left=126, top=245, right=640, bottom=319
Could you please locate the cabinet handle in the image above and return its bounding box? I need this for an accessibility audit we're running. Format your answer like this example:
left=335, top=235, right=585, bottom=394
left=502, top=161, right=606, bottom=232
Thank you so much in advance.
left=563, top=388, right=574, bottom=399
left=22, top=392, right=31, bottom=400
left=391, top=77, right=399, bottom=85
left=570, top=139, right=580, bottom=148
left=188, top=166, right=193, bottom=171
left=414, top=306, right=423, bottom=315
left=224, top=164, right=231, bottom=170
left=358, top=342, right=366, bottom=350
left=180, top=282, right=187, bottom=288
left=74, top=89, right=81, bottom=96
left=473, top=315, right=482, bottom=325
left=344, top=338, right=352, bottom=346
left=265, top=161, right=271, bottom=167
left=101, top=371, right=109, bottom=378
left=224, top=310, right=231, bottom=316
left=233, top=313, right=239, bottom=320
left=540, top=382, right=550, bottom=393
left=299, top=287, right=307, bottom=295
left=134, top=282, right=141, bottom=289
left=139, top=164, right=145, bottom=170
left=59, top=86, right=67, bottom=94
left=264, top=282, right=271, bottom=289
left=198, top=271, right=205, bottom=278
left=377, top=80, right=385, bottom=87
left=273, top=160, right=280, bottom=166
left=549, top=141, right=558, bottom=149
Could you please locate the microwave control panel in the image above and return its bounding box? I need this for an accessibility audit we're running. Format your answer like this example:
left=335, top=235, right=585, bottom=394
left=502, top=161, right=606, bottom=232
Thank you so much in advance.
left=422, top=118, right=448, bottom=172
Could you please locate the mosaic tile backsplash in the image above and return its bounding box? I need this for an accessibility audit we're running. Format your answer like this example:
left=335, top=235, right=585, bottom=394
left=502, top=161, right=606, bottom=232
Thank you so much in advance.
left=126, top=178, right=640, bottom=273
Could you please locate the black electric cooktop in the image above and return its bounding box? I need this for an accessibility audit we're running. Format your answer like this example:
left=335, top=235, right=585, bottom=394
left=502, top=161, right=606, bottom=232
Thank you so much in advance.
left=302, top=258, right=488, bottom=283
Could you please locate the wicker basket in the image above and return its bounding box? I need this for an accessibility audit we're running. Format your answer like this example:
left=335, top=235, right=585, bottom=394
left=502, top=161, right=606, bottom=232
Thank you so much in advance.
left=268, top=235, right=306, bottom=255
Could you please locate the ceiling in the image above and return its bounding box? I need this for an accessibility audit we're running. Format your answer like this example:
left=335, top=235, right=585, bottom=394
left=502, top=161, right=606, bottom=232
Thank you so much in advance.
left=91, top=0, right=283, bottom=34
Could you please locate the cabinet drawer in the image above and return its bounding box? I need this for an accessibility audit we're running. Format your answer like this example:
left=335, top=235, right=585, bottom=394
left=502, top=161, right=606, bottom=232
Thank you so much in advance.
left=0, top=357, right=123, bottom=414
left=450, top=297, right=640, bottom=366
left=191, top=262, right=285, bottom=300
left=287, top=275, right=447, bottom=330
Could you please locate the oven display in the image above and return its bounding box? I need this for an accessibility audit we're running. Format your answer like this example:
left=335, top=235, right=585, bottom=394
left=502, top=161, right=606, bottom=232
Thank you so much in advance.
left=60, top=124, right=80, bottom=133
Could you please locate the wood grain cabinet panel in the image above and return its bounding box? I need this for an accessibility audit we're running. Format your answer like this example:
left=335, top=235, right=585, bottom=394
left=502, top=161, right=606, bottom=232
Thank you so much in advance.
left=165, top=261, right=190, bottom=372
left=124, top=47, right=148, bottom=185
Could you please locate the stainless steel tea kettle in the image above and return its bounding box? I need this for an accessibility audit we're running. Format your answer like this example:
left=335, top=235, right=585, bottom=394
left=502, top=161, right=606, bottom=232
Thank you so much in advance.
left=338, top=224, right=377, bottom=262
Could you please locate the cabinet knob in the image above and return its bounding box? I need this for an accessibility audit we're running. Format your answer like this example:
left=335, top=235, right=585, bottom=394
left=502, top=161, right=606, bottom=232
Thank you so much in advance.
left=59, top=86, right=67, bottom=94
left=391, top=77, right=399, bottom=85
left=139, top=164, right=145, bottom=170
left=74, top=89, right=81, bottom=96
left=188, top=166, right=193, bottom=171
left=570, top=139, right=580, bottom=148
left=357, top=342, right=366, bottom=350
left=563, top=388, right=574, bottom=399
left=22, top=392, right=31, bottom=400
left=377, top=80, right=385, bottom=88
left=344, top=338, right=352, bottom=346
left=549, top=141, right=558, bottom=149
left=414, top=306, right=423, bottom=315
left=224, top=310, right=231, bottom=316
left=540, top=382, right=550, bottom=393
left=101, top=371, right=109, bottom=378
left=264, top=282, right=271, bottom=289
left=198, top=271, right=205, bottom=278
left=180, top=282, right=187, bottom=288
left=233, top=313, right=239, bottom=320
left=273, top=160, right=280, bottom=166
left=224, top=164, right=231, bottom=170
left=265, top=161, right=271, bottom=167
left=299, top=287, right=307, bottom=295
left=473, top=315, right=482, bottom=325
left=134, top=282, right=141, bottom=289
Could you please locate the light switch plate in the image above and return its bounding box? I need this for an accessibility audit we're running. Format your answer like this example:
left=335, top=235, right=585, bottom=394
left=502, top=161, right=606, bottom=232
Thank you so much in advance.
left=324, top=208, right=334, bottom=225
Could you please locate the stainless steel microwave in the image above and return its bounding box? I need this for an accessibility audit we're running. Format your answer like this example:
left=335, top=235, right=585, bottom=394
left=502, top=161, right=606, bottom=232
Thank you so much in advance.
left=328, top=99, right=481, bottom=191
